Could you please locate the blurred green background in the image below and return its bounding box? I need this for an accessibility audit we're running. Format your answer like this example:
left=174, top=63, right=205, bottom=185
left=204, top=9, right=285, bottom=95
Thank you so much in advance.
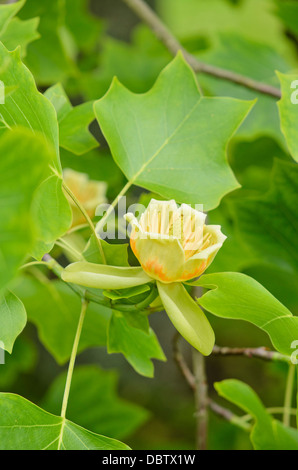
left=1, top=0, right=297, bottom=450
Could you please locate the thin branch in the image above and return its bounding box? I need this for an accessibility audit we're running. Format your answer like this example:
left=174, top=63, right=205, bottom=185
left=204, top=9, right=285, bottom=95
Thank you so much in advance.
left=208, top=399, right=251, bottom=432
left=173, top=333, right=251, bottom=432
left=121, top=0, right=281, bottom=98
left=173, top=331, right=196, bottom=390
left=192, top=349, right=208, bottom=450
left=212, top=345, right=292, bottom=364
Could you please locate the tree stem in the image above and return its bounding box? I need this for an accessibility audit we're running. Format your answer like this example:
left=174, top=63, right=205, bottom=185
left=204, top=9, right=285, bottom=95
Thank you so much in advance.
left=121, top=0, right=281, bottom=98
left=192, top=348, right=208, bottom=450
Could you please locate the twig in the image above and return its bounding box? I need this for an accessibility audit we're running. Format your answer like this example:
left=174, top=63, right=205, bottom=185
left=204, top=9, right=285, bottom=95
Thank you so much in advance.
left=121, top=0, right=281, bottom=98
left=192, top=349, right=208, bottom=450
left=212, top=345, right=292, bottom=364
left=208, top=399, right=251, bottom=432
left=173, top=331, right=196, bottom=390
left=172, top=332, right=251, bottom=433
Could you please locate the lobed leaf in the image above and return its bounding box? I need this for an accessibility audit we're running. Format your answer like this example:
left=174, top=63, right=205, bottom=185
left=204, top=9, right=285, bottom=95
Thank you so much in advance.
left=45, top=83, right=98, bottom=155
left=94, top=53, right=254, bottom=210
left=194, top=272, right=298, bottom=356
left=0, top=393, right=129, bottom=450
left=108, top=311, right=166, bottom=377
left=42, top=365, right=149, bottom=440
left=215, top=379, right=298, bottom=450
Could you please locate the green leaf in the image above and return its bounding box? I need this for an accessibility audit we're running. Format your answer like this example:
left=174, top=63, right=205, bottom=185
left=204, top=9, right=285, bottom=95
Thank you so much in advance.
left=232, top=159, right=298, bottom=275
left=0, top=291, right=26, bottom=354
left=14, top=277, right=110, bottom=364
left=42, top=365, right=149, bottom=439
left=64, top=0, right=103, bottom=53
left=0, top=43, right=59, bottom=168
left=195, top=272, right=298, bottom=356
left=80, top=26, right=171, bottom=100
left=84, top=236, right=129, bottom=267
left=108, top=311, right=166, bottom=377
left=0, top=393, right=129, bottom=450
left=103, top=285, right=150, bottom=301
left=0, top=17, right=40, bottom=57
left=94, top=53, right=253, bottom=210
left=31, top=175, right=72, bottom=258
left=19, top=0, right=76, bottom=85
left=0, top=0, right=25, bottom=34
left=119, top=311, right=150, bottom=334
left=277, top=72, right=298, bottom=162
left=215, top=379, right=298, bottom=450
left=0, top=42, right=72, bottom=254
left=0, top=337, right=36, bottom=389
left=44, top=83, right=98, bottom=155
left=62, top=262, right=153, bottom=290
left=0, top=128, right=50, bottom=290
left=157, top=282, right=214, bottom=356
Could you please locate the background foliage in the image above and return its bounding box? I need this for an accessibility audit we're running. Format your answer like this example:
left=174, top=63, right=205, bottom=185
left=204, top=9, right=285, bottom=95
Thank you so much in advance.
left=0, top=0, right=297, bottom=450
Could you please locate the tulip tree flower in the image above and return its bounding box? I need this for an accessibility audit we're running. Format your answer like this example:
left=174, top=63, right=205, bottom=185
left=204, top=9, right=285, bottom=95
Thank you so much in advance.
left=63, top=168, right=107, bottom=226
left=62, top=200, right=226, bottom=355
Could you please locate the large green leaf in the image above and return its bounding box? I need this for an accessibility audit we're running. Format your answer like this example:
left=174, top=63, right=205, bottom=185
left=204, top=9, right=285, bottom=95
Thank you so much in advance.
left=44, top=83, right=98, bottom=155
left=42, top=365, right=149, bottom=439
left=277, top=72, right=298, bottom=162
left=94, top=53, right=253, bottom=210
left=0, top=129, right=50, bottom=290
left=0, top=393, right=129, bottom=450
left=0, top=291, right=26, bottom=354
left=108, top=310, right=166, bottom=377
left=194, top=272, right=298, bottom=356
left=0, top=42, right=72, bottom=254
left=215, top=379, right=298, bottom=450
left=80, top=26, right=171, bottom=100
left=0, top=43, right=59, bottom=167
left=14, top=277, right=110, bottom=364
left=232, top=160, right=298, bottom=275
left=157, top=282, right=215, bottom=356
